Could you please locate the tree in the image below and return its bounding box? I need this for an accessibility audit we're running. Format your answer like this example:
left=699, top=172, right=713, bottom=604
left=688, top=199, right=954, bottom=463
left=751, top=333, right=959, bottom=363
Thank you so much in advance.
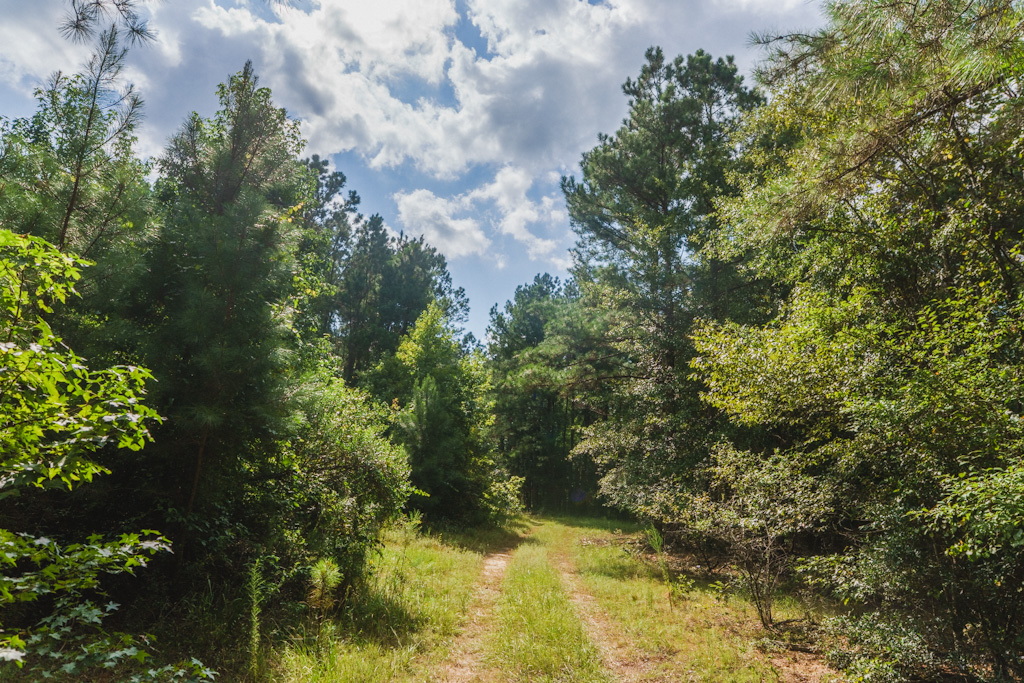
left=260, top=372, right=412, bottom=587
left=0, top=26, right=154, bottom=372
left=334, top=219, right=468, bottom=386
left=692, top=0, right=1024, bottom=674
left=561, top=47, right=764, bottom=520
left=0, top=28, right=147, bottom=258
left=0, top=229, right=207, bottom=679
left=59, top=0, right=154, bottom=44
left=378, top=302, right=493, bottom=519
left=139, top=61, right=308, bottom=524
left=487, top=274, right=592, bottom=510
left=292, top=154, right=361, bottom=343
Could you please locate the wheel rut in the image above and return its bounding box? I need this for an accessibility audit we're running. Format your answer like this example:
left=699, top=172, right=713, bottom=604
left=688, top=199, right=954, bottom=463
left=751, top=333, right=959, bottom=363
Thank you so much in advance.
left=433, top=543, right=518, bottom=682
left=429, top=522, right=652, bottom=682
left=549, top=547, right=653, bottom=682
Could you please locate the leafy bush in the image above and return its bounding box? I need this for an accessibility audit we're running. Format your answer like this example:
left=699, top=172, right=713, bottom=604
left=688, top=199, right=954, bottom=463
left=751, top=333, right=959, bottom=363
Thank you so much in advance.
left=823, top=613, right=938, bottom=683
left=261, top=373, right=412, bottom=585
left=0, top=230, right=208, bottom=680
left=482, top=475, right=525, bottom=525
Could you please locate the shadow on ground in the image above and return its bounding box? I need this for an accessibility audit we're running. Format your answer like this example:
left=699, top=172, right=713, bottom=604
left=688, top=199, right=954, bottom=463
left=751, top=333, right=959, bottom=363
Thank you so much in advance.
left=432, top=515, right=535, bottom=554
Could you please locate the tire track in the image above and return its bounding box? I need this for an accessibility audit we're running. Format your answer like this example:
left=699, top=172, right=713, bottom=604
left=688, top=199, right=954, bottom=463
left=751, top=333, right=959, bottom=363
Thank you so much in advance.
left=432, top=545, right=516, bottom=682
left=549, top=541, right=653, bottom=682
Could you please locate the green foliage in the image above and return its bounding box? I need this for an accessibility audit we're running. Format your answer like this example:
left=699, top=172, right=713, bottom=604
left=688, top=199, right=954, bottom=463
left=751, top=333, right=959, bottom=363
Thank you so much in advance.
left=922, top=465, right=1024, bottom=561
left=560, top=46, right=768, bottom=524
left=690, top=0, right=1024, bottom=675
left=266, top=373, right=411, bottom=579
left=318, top=212, right=469, bottom=387
left=140, top=60, right=309, bottom=523
left=0, top=16, right=425, bottom=680
left=60, top=0, right=154, bottom=44
left=0, top=27, right=156, bottom=376
left=0, top=230, right=205, bottom=679
left=645, top=524, right=673, bottom=597
left=246, top=559, right=267, bottom=678
left=0, top=29, right=150, bottom=259
left=823, top=613, right=938, bottom=683
left=380, top=302, right=493, bottom=519
left=307, top=558, right=342, bottom=619
left=486, top=275, right=595, bottom=510
left=0, top=232, right=157, bottom=495
left=669, top=575, right=695, bottom=603
left=481, top=475, right=525, bottom=525
left=644, top=524, right=664, bottom=555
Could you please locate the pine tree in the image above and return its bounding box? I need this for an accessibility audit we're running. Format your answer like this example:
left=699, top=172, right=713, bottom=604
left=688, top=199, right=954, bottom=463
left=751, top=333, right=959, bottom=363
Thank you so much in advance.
left=141, top=62, right=308, bottom=521
left=562, top=48, right=763, bottom=519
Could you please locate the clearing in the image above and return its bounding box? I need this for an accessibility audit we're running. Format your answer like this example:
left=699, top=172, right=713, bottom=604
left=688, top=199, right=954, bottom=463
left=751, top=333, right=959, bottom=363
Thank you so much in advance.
left=275, top=516, right=845, bottom=682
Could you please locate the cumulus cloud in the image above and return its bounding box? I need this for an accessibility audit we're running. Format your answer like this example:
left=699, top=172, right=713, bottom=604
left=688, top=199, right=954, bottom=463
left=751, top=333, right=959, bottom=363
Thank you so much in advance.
left=468, top=165, right=562, bottom=260
left=397, top=164, right=571, bottom=268
left=0, top=4, right=93, bottom=93
left=0, top=0, right=820, bottom=176
left=395, top=188, right=490, bottom=258
left=118, top=0, right=819, bottom=179
left=0, top=0, right=822, bottom=330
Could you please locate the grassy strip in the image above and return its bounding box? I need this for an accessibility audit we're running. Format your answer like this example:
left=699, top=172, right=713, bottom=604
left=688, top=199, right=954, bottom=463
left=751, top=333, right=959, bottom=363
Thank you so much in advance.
left=488, top=538, right=610, bottom=682
left=558, top=517, right=796, bottom=682
left=273, top=525, right=485, bottom=682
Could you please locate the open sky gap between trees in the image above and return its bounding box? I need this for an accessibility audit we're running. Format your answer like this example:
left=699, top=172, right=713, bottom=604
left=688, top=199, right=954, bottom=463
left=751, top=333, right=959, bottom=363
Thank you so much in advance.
left=1, top=0, right=1024, bottom=680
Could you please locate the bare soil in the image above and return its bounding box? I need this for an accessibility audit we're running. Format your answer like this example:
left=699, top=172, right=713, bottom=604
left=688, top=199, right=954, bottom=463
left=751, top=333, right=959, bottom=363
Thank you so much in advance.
left=431, top=545, right=518, bottom=682
left=548, top=545, right=655, bottom=682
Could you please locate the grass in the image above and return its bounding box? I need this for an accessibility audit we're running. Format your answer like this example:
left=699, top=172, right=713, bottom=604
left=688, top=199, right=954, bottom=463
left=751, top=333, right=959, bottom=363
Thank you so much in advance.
left=262, top=514, right=842, bottom=682
left=487, top=539, right=610, bottom=682
left=552, top=516, right=830, bottom=682
left=273, top=522, right=491, bottom=682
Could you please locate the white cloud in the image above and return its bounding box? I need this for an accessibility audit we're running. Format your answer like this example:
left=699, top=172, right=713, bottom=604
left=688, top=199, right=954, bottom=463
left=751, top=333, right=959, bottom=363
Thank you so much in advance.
left=130, top=0, right=648, bottom=177
left=395, top=188, right=490, bottom=258
left=0, top=0, right=824, bottom=175
left=469, top=165, right=561, bottom=260
left=0, top=0, right=822, bottom=330
left=55, top=0, right=817, bottom=181
left=398, top=165, right=571, bottom=267
left=0, top=5, right=91, bottom=94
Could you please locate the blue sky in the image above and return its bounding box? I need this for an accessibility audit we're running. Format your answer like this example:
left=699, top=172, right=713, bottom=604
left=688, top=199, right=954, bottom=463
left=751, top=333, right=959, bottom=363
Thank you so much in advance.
left=0, top=0, right=822, bottom=340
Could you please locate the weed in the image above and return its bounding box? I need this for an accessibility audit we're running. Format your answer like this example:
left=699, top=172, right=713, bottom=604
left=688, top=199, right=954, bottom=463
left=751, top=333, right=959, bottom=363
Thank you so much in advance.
left=669, top=574, right=696, bottom=603
left=709, top=579, right=732, bottom=602
left=247, top=559, right=267, bottom=679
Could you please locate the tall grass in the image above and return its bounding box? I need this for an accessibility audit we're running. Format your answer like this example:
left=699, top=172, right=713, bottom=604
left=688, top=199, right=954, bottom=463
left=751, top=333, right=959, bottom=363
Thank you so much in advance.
left=247, top=559, right=268, bottom=679
left=488, top=542, right=610, bottom=682
left=274, top=525, right=483, bottom=682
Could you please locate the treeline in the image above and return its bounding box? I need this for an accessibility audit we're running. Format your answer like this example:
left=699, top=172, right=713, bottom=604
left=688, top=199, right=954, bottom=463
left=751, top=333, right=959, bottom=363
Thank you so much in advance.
left=489, top=0, right=1024, bottom=680
left=0, top=4, right=515, bottom=678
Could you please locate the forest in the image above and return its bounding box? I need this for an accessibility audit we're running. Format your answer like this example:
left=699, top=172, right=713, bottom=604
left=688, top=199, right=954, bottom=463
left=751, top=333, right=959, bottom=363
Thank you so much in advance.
left=1, top=0, right=1023, bottom=681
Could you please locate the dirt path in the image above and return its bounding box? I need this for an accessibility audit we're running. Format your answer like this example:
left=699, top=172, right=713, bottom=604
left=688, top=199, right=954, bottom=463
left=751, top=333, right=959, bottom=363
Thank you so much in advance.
left=426, top=519, right=837, bottom=683
left=548, top=545, right=653, bottom=682
left=432, top=544, right=518, bottom=682
left=432, top=523, right=656, bottom=682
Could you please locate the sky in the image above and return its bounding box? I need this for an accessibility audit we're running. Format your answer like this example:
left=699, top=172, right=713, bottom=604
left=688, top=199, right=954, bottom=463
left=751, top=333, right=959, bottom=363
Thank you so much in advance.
left=0, top=0, right=823, bottom=340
